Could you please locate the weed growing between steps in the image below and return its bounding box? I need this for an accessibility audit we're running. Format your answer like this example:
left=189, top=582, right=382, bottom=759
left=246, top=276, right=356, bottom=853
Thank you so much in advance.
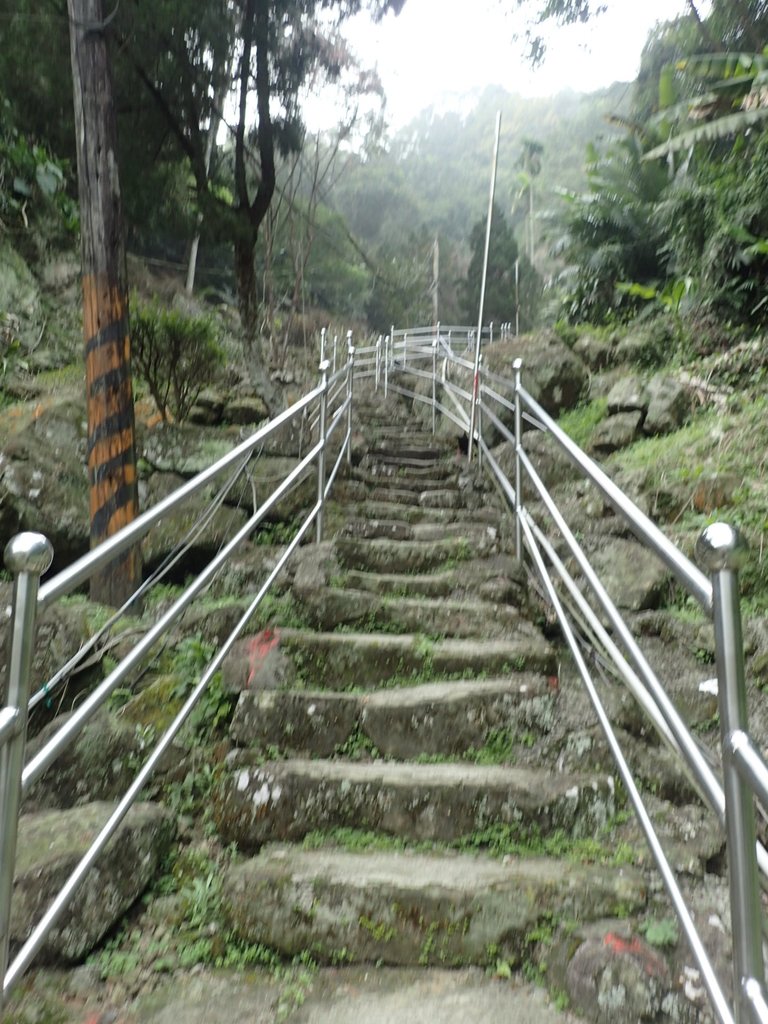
left=300, top=813, right=640, bottom=868
left=88, top=843, right=319, bottom=1017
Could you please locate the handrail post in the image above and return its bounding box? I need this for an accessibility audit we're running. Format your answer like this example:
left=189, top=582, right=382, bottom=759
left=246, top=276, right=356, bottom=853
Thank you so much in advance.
left=403, top=332, right=407, bottom=370
left=390, top=325, right=395, bottom=371
left=513, top=357, right=523, bottom=562
left=696, top=523, right=766, bottom=1024
left=332, top=334, right=338, bottom=376
left=476, top=354, right=484, bottom=472
left=316, top=360, right=330, bottom=543
left=384, top=334, right=389, bottom=398
left=346, top=332, right=355, bottom=465
left=375, top=336, right=382, bottom=391
left=431, top=338, right=437, bottom=435
left=0, top=532, right=53, bottom=1004
left=320, top=326, right=326, bottom=363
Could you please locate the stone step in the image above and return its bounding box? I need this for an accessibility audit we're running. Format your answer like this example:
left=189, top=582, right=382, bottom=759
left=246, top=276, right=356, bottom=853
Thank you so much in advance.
left=368, top=443, right=451, bottom=460
left=335, top=534, right=490, bottom=574
left=342, top=557, right=528, bottom=602
left=214, top=759, right=616, bottom=849
left=343, top=499, right=503, bottom=526
left=298, top=587, right=527, bottom=638
left=358, top=458, right=459, bottom=480
left=274, top=628, right=555, bottom=688
left=230, top=676, right=554, bottom=759
left=350, top=466, right=459, bottom=491
left=340, top=480, right=464, bottom=509
left=222, top=846, right=645, bottom=968
left=339, top=517, right=499, bottom=545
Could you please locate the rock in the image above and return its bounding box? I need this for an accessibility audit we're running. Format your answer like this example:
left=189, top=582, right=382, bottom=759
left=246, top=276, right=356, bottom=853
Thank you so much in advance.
left=224, top=394, right=270, bottom=426
left=591, top=412, right=644, bottom=455
left=606, top=376, right=649, bottom=415
left=187, top=388, right=226, bottom=426
left=11, top=801, right=174, bottom=962
left=0, top=400, right=90, bottom=568
left=485, top=331, right=589, bottom=417
left=588, top=537, right=670, bottom=611
left=565, top=931, right=672, bottom=1024
left=220, top=631, right=297, bottom=694
left=138, top=471, right=250, bottom=575
left=222, top=846, right=644, bottom=965
left=0, top=241, right=42, bottom=348
left=23, top=708, right=141, bottom=810
left=691, top=472, right=741, bottom=514
left=643, top=376, right=690, bottom=436
left=574, top=331, right=616, bottom=369
left=140, top=422, right=237, bottom=477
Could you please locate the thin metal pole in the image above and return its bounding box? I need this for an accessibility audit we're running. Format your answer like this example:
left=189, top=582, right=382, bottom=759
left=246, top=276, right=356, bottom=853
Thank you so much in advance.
left=431, top=338, right=437, bottom=435
left=696, top=523, right=766, bottom=1024
left=468, top=109, right=502, bottom=463
left=346, top=332, right=355, bottom=465
left=332, top=334, right=338, bottom=375
left=513, top=357, right=523, bottom=561
left=384, top=334, right=389, bottom=399
left=320, top=326, right=326, bottom=363
left=0, top=533, right=53, bottom=1005
left=515, top=260, right=520, bottom=336
left=375, top=336, right=382, bottom=391
left=316, top=360, right=329, bottom=543
left=477, top=354, right=484, bottom=472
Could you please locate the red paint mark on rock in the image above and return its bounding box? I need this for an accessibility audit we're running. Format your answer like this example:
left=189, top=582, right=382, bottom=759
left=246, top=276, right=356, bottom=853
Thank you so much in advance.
left=246, top=628, right=281, bottom=688
left=603, top=932, right=667, bottom=978
left=547, top=675, right=559, bottom=691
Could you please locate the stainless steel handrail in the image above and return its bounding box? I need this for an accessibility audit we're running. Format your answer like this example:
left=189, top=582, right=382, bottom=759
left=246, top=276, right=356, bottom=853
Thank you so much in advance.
left=382, top=325, right=768, bottom=1023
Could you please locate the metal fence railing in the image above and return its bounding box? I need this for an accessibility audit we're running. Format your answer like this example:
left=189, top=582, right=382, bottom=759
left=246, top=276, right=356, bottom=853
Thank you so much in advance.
left=380, top=323, right=768, bottom=1024
left=0, top=343, right=361, bottom=1007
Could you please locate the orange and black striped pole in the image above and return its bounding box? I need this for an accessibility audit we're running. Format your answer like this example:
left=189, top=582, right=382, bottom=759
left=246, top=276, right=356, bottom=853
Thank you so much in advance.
left=68, top=0, right=140, bottom=606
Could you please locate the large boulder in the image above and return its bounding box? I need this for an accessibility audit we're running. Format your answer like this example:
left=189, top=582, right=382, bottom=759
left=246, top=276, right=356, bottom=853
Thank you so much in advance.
left=0, top=400, right=90, bottom=568
left=484, top=331, right=589, bottom=418
left=11, top=801, right=174, bottom=962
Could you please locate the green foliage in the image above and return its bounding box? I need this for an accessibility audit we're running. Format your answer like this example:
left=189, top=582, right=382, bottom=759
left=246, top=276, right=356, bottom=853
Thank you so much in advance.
left=168, top=635, right=234, bottom=740
left=0, top=100, right=78, bottom=241
left=461, top=203, right=542, bottom=330
left=556, top=398, right=608, bottom=448
left=131, top=300, right=224, bottom=422
left=640, top=916, right=679, bottom=948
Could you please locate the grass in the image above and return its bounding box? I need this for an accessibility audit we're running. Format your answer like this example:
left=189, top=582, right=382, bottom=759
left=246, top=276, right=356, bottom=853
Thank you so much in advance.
left=556, top=397, right=608, bottom=449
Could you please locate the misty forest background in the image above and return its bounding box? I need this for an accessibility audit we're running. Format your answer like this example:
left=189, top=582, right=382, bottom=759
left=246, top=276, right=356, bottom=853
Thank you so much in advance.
left=3, top=0, right=768, bottom=374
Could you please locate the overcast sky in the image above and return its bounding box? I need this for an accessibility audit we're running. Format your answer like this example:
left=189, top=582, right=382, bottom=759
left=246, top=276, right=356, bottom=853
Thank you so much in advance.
left=321, top=0, right=704, bottom=130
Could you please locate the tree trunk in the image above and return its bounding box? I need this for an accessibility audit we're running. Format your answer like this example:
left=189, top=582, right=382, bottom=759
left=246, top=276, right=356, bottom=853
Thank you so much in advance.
left=68, top=0, right=140, bottom=606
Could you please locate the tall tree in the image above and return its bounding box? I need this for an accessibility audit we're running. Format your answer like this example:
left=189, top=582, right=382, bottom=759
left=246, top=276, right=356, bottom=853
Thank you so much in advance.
left=122, top=0, right=404, bottom=393
left=67, top=0, right=140, bottom=606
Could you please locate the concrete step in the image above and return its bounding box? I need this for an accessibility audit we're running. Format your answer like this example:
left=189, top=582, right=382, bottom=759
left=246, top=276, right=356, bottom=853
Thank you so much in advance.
left=298, top=587, right=527, bottom=638
left=230, top=676, right=554, bottom=759
left=274, top=628, right=556, bottom=688
left=222, top=846, right=644, bottom=968
left=335, top=534, right=489, bottom=574
left=215, top=758, right=616, bottom=850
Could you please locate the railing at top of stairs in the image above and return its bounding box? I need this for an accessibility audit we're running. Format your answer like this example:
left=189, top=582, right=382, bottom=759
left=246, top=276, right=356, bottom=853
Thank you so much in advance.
left=0, top=336, right=386, bottom=1007
left=379, top=322, right=768, bottom=1024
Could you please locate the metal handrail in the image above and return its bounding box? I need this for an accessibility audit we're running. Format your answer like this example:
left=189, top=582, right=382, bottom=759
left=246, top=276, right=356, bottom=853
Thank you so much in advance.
left=383, top=326, right=768, bottom=1024
left=0, top=344, right=357, bottom=1006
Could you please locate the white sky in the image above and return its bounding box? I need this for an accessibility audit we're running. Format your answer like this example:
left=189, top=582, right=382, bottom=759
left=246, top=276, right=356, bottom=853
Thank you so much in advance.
left=319, top=0, right=703, bottom=130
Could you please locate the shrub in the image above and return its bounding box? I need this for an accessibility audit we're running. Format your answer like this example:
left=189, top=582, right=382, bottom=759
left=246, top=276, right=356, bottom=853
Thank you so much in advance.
left=131, top=301, right=224, bottom=421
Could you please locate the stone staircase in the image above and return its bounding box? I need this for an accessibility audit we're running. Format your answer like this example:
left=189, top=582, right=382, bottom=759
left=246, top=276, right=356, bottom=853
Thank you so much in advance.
left=206, top=387, right=650, bottom=1020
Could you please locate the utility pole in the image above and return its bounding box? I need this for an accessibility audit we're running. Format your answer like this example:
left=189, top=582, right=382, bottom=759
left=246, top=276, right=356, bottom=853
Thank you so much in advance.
left=68, top=0, right=140, bottom=606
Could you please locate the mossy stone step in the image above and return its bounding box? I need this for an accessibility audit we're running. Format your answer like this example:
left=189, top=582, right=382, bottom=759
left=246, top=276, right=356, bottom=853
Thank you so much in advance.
left=340, top=517, right=499, bottom=545
left=299, top=587, right=527, bottom=639
left=222, top=846, right=645, bottom=967
left=335, top=534, right=488, bottom=574
left=230, top=676, right=553, bottom=759
left=275, top=628, right=555, bottom=688
left=350, top=467, right=458, bottom=491
left=340, top=480, right=463, bottom=509
left=344, top=499, right=502, bottom=526
left=357, top=459, right=459, bottom=481
left=215, top=758, right=615, bottom=850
